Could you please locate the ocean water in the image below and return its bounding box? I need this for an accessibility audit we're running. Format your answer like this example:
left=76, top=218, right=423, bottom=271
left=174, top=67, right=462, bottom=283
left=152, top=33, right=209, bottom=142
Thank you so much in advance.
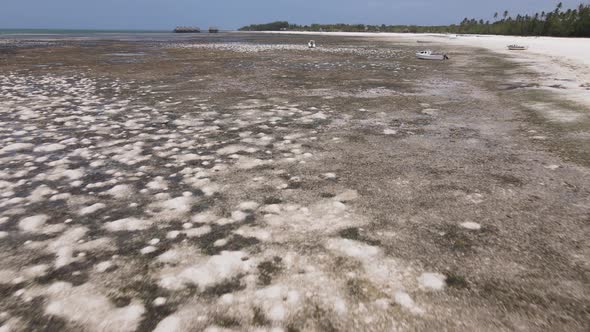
left=0, top=29, right=235, bottom=42
left=0, top=29, right=165, bottom=35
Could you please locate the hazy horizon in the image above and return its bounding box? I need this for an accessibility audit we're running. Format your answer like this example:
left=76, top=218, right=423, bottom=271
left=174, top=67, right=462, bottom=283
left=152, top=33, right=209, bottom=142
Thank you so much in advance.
left=0, top=0, right=585, bottom=30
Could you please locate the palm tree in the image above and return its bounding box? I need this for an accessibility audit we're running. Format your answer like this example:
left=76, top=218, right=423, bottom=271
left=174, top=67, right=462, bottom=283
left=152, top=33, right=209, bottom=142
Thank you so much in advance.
left=503, top=10, right=509, bottom=19
left=555, top=2, right=562, bottom=15
left=494, top=12, right=498, bottom=20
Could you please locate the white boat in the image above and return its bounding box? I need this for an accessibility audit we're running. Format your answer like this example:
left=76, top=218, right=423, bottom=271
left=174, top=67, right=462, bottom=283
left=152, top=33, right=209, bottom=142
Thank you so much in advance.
left=308, top=40, right=316, bottom=48
left=507, top=44, right=528, bottom=50
left=416, top=50, right=449, bottom=60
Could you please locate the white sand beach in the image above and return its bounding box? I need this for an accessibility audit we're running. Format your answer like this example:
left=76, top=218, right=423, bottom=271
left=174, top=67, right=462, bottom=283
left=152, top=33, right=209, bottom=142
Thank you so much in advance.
left=424, top=33, right=590, bottom=107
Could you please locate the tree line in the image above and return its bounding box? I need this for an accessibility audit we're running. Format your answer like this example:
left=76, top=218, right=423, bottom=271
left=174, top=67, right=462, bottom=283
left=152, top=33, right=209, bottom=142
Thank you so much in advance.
left=239, top=2, right=590, bottom=37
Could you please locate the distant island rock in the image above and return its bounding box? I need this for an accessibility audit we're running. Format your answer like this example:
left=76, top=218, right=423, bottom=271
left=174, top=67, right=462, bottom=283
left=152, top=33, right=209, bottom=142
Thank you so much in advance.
left=174, top=27, right=200, bottom=33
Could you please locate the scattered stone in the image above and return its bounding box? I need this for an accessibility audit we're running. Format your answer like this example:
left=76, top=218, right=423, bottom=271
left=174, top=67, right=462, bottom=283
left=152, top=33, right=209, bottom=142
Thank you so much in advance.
left=166, top=231, right=181, bottom=239
left=417, top=272, right=446, bottom=290
left=465, top=193, right=484, bottom=204
left=383, top=129, right=398, bottom=135
left=18, top=215, right=49, bottom=233
left=334, top=189, right=359, bottom=202
left=460, top=222, right=481, bottom=230
left=79, top=203, right=106, bottom=216
left=95, top=261, right=114, bottom=273
left=153, top=297, right=167, bottom=306
left=239, top=201, right=260, bottom=211
left=140, top=246, right=157, bottom=255
left=323, top=172, right=337, bottom=180
left=394, top=291, right=424, bottom=315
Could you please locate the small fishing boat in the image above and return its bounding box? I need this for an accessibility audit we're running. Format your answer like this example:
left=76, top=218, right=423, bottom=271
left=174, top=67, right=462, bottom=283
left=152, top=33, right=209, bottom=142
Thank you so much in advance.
left=507, top=44, right=528, bottom=50
left=416, top=50, right=449, bottom=60
left=308, top=40, right=316, bottom=48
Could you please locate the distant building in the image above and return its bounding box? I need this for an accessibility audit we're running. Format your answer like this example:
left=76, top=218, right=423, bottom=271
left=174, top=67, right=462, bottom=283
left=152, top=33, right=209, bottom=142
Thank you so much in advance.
left=209, top=27, right=219, bottom=33
left=174, top=26, right=200, bottom=33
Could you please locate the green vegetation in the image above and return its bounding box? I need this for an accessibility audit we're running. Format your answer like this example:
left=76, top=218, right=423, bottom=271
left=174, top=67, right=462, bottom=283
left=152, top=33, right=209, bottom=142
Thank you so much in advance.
left=239, top=21, right=290, bottom=32
left=445, top=273, right=469, bottom=289
left=239, top=2, right=590, bottom=37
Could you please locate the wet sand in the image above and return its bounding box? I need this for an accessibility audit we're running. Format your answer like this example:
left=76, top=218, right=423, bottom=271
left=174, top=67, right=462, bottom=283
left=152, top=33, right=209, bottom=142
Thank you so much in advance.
left=0, top=33, right=589, bottom=331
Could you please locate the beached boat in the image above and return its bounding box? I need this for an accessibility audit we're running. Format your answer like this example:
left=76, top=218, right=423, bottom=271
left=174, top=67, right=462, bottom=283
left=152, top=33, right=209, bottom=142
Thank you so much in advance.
left=507, top=44, right=528, bottom=50
left=308, top=40, right=316, bottom=48
left=416, top=50, right=449, bottom=60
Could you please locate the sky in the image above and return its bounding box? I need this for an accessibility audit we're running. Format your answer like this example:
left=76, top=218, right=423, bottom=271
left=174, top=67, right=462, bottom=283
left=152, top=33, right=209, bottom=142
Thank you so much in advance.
left=0, top=0, right=585, bottom=30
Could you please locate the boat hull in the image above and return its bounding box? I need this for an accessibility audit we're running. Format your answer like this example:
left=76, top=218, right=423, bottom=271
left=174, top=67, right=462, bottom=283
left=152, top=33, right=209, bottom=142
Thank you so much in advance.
left=508, top=45, right=528, bottom=51
left=416, top=54, right=448, bottom=60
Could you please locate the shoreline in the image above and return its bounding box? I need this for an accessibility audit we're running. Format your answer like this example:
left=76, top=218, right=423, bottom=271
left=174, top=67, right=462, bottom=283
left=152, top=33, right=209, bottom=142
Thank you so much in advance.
left=253, top=31, right=590, bottom=107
